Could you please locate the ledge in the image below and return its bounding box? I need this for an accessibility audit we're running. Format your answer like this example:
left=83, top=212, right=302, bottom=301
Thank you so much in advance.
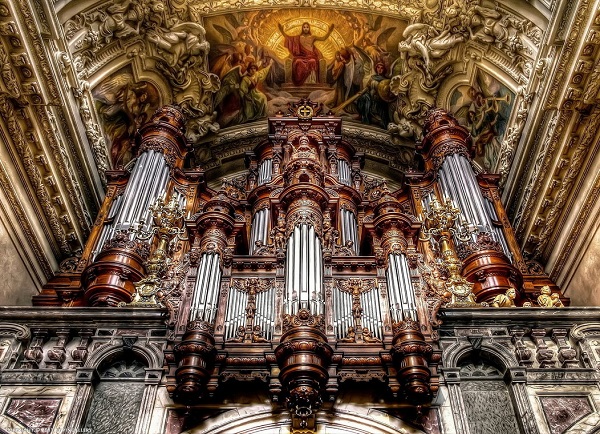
left=0, top=307, right=167, bottom=328
left=439, top=307, right=600, bottom=325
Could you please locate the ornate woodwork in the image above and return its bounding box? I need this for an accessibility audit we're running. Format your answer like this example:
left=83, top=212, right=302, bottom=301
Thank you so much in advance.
left=26, top=103, right=569, bottom=432
left=81, top=106, right=190, bottom=307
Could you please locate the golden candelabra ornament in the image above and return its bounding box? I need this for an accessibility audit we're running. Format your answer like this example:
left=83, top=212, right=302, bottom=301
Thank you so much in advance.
left=123, top=195, right=188, bottom=307
left=420, top=197, right=478, bottom=307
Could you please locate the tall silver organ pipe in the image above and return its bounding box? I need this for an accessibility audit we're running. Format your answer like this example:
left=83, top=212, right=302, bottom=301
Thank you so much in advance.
left=249, top=208, right=270, bottom=254
left=92, top=150, right=170, bottom=259
left=360, top=288, right=384, bottom=340
left=340, top=208, right=358, bottom=254
left=386, top=253, right=416, bottom=322
left=284, top=224, right=323, bottom=315
left=438, top=153, right=510, bottom=255
left=338, top=159, right=352, bottom=186
left=189, top=252, right=222, bottom=323
left=92, top=193, right=123, bottom=259
left=332, top=289, right=352, bottom=339
left=258, top=159, right=273, bottom=185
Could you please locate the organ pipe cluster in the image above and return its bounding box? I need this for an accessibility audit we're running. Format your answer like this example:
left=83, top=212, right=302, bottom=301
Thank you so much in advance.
left=37, top=104, right=566, bottom=422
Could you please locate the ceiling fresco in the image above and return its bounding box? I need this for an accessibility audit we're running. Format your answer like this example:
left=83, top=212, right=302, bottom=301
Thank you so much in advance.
left=449, top=69, right=514, bottom=171
left=62, top=0, right=539, bottom=170
left=205, top=10, right=406, bottom=128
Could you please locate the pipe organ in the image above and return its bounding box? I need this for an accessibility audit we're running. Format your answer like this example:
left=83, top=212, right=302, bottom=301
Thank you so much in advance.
left=37, top=103, right=567, bottom=430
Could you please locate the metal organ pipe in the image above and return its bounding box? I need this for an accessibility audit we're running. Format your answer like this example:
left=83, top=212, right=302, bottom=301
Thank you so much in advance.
left=92, top=194, right=123, bottom=260
left=258, top=159, right=273, bottom=185
left=340, top=209, right=358, bottom=254
left=91, top=151, right=170, bottom=258
left=338, top=159, right=351, bottom=186
left=386, top=253, right=416, bottom=322
left=284, top=224, right=324, bottom=315
left=190, top=252, right=222, bottom=323
left=249, top=208, right=270, bottom=254
left=438, top=153, right=509, bottom=251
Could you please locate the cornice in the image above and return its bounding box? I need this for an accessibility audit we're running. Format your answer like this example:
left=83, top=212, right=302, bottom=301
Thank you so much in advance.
left=440, top=307, right=600, bottom=324
left=0, top=0, right=99, bottom=260
left=0, top=156, right=53, bottom=280
left=0, top=306, right=166, bottom=328
left=511, top=5, right=600, bottom=261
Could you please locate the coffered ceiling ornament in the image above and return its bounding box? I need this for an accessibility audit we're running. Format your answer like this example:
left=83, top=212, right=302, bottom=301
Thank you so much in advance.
left=508, top=3, right=600, bottom=273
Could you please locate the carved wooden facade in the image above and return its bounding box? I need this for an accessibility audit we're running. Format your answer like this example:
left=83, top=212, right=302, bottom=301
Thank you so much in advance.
left=16, top=104, right=588, bottom=433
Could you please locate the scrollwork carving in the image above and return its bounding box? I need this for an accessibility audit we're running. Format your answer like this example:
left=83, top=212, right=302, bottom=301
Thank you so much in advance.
left=282, top=309, right=325, bottom=333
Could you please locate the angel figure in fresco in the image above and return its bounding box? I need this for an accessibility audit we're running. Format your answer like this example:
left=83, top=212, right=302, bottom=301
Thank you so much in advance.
left=93, top=72, right=159, bottom=167
left=214, top=60, right=273, bottom=127
left=355, top=61, right=393, bottom=127
left=327, top=44, right=394, bottom=128
left=353, top=15, right=396, bottom=69
left=209, top=14, right=262, bottom=79
left=327, top=48, right=356, bottom=108
left=278, top=22, right=334, bottom=86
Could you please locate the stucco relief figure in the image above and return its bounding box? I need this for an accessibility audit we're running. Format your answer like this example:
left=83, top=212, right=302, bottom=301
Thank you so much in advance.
left=148, top=22, right=210, bottom=70
left=363, top=328, right=382, bottom=343
left=537, top=286, right=552, bottom=307
left=338, top=326, right=356, bottom=343
left=270, top=216, right=287, bottom=252
left=466, top=5, right=512, bottom=47
left=252, top=325, right=269, bottom=343
left=227, top=326, right=245, bottom=343
left=278, top=22, right=334, bottom=85
left=537, top=286, right=564, bottom=308
left=149, top=21, right=219, bottom=144
left=322, top=217, right=339, bottom=252
left=397, top=23, right=464, bottom=79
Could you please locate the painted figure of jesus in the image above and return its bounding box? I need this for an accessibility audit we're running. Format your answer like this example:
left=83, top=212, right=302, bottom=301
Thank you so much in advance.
left=278, top=22, right=334, bottom=86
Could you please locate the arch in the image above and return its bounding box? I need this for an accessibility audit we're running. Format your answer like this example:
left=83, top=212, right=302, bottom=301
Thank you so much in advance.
left=84, top=341, right=163, bottom=370
left=571, top=323, right=600, bottom=341
left=181, top=405, right=425, bottom=434
left=443, top=339, right=517, bottom=370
